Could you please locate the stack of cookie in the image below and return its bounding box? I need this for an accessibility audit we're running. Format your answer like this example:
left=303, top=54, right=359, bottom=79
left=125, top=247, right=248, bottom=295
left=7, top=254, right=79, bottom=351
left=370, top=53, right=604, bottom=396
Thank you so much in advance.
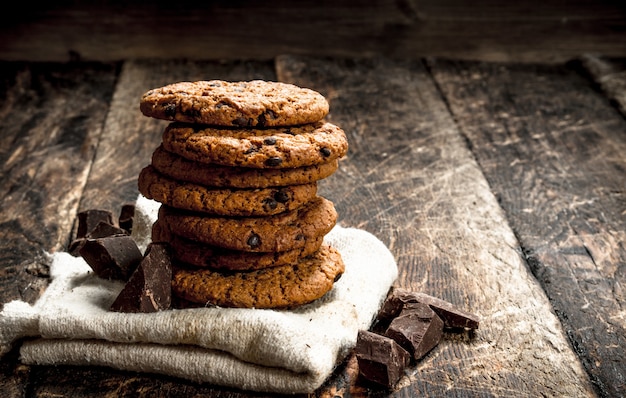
left=137, top=80, right=349, bottom=309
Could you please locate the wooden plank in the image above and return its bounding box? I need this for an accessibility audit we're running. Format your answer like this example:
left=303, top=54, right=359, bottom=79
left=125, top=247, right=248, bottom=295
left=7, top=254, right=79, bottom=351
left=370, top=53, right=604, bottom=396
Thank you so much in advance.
left=0, top=60, right=118, bottom=397
left=26, top=59, right=279, bottom=398
left=0, top=61, right=118, bottom=304
left=1, top=0, right=625, bottom=63
left=276, top=55, right=595, bottom=396
left=428, top=59, right=626, bottom=397
left=579, top=55, right=626, bottom=117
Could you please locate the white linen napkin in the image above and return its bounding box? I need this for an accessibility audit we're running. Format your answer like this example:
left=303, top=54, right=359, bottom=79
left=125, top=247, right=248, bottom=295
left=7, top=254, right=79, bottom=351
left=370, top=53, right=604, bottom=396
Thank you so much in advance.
left=0, top=196, right=398, bottom=394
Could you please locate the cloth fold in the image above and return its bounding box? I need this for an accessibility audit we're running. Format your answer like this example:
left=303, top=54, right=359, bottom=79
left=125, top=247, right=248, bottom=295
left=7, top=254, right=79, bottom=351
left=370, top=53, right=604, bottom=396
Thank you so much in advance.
left=0, top=196, right=397, bottom=394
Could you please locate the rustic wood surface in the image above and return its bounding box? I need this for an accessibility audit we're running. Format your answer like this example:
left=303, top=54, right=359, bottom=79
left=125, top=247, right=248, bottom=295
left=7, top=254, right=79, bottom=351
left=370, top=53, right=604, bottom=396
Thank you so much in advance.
left=0, top=54, right=624, bottom=397
left=1, top=0, right=625, bottom=64
left=580, top=55, right=626, bottom=117
left=427, top=59, right=626, bottom=397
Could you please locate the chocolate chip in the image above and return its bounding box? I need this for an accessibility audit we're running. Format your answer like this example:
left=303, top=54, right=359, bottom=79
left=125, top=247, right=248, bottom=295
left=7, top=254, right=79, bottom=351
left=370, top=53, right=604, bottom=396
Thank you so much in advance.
left=110, top=243, right=172, bottom=313
left=215, top=100, right=230, bottom=109
left=262, top=198, right=278, bottom=210
left=164, top=103, right=177, bottom=118
left=257, top=113, right=267, bottom=127
left=295, top=234, right=305, bottom=241
left=265, top=157, right=283, bottom=167
left=233, top=116, right=251, bottom=127
left=274, top=190, right=290, bottom=203
left=244, top=145, right=259, bottom=154
left=263, top=136, right=277, bottom=145
left=247, top=233, right=261, bottom=248
left=355, top=330, right=411, bottom=388
left=320, top=147, right=331, bottom=157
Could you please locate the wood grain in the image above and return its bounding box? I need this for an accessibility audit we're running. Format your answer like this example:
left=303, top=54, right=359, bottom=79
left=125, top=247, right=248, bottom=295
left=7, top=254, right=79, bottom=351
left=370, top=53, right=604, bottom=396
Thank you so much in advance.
left=428, top=59, right=626, bottom=397
left=0, top=61, right=118, bottom=305
left=1, top=0, right=625, bottom=63
left=579, top=55, right=626, bottom=117
left=0, top=60, right=118, bottom=397
left=277, top=55, right=595, bottom=396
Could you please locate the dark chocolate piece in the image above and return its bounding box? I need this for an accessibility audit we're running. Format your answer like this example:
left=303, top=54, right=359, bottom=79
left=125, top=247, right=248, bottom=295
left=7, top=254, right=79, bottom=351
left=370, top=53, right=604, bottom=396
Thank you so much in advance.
left=110, top=243, right=172, bottom=313
left=69, top=221, right=127, bottom=257
left=379, top=288, right=479, bottom=330
left=79, top=235, right=143, bottom=281
left=385, top=303, right=444, bottom=361
left=355, top=330, right=410, bottom=388
left=412, top=292, right=480, bottom=330
left=68, top=239, right=87, bottom=257
left=119, top=203, right=135, bottom=233
left=76, top=209, right=115, bottom=239
left=86, top=221, right=128, bottom=239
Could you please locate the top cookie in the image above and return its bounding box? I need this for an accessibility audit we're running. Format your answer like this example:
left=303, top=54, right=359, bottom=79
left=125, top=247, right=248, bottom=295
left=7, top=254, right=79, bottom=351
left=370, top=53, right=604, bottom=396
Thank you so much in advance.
left=140, top=80, right=329, bottom=127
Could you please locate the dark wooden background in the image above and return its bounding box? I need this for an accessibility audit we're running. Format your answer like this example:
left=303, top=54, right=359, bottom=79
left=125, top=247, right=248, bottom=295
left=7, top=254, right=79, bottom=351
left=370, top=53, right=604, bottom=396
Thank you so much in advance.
left=1, top=1, right=626, bottom=397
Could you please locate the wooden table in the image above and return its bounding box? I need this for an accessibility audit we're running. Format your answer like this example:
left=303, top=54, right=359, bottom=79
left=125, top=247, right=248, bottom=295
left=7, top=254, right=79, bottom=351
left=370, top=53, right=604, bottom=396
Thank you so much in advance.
left=1, top=54, right=625, bottom=397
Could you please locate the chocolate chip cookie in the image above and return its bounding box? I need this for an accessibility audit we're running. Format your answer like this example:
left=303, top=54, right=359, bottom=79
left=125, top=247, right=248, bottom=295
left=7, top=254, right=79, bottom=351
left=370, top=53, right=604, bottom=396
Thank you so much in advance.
left=152, top=218, right=324, bottom=271
left=140, top=80, right=329, bottom=127
left=161, top=121, right=348, bottom=168
left=151, top=145, right=339, bottom=188
left=138, top=165, right=317, bottom=216
left=158, top=196, right=337, bottom=252
left=171, top=244, right=345, bottom=308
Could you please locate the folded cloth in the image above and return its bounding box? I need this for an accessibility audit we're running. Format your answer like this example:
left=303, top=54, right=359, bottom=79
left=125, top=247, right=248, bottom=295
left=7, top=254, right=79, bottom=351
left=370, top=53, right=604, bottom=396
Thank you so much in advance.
left=0, top=196, right=398, bottom=394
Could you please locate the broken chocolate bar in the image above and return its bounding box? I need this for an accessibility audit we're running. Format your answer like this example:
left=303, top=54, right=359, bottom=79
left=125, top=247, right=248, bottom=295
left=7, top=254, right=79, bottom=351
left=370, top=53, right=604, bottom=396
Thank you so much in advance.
left=79, top=235, right=143, bottom=280
left=355, top=330, right=410, bottom=388
left=110, top=243, right=172, bottom=313
left=385, top=302, right=444, bottom=361
left=76, top=209, right=115, bottom=239
left=86, top=221, right=128, bottom=239
left=411, top=292, right=480, bottom=330
left=119, top=203, right=135, bottom=233
left=379, top=288, right=479, bottom=330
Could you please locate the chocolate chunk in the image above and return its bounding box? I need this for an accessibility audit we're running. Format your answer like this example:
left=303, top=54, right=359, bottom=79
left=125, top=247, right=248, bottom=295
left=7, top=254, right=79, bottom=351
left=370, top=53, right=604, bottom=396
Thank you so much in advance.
left=69, top=220, right=127, bottom=257
left=68, top=239, right=87, bottom=257
left=79, top=235, right=143, bottom=281
left=411, top=292, right=480, bottom=330
left=119, top=203, right=135, bottom=233
left=385, top=303, right=444, bottom=361
left=355, top=330, right=410, bottom=388
left=110, top=243, right=172, bottom=313
left=379, top=288, right=479, bottom=330
left=76, top=209, right=115, bottom=239
left=265, top=156, right=283, bottom=167
left=86, top=221, right=128, bottom=239
left=320, top=147, right=331, bottom=157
